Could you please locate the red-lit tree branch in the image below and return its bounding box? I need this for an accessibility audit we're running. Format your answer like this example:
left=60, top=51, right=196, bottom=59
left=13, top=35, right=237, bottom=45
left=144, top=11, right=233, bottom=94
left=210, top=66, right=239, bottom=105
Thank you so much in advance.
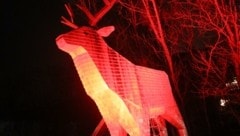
left=115, top=0, right=239, bottom=109
left=140, top=0, right=181, bottom=102
left=163, top=0, right=240, bottom=95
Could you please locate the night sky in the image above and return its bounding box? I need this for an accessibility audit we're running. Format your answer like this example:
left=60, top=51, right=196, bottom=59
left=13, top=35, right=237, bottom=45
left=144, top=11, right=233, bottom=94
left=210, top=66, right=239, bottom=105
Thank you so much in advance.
left=2, top=0, right=103, bottom=135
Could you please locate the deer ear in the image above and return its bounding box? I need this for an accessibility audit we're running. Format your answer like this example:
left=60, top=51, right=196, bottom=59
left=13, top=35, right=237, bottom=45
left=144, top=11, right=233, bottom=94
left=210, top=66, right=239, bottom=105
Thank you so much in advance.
left=97, top=26, right=115, bottom=37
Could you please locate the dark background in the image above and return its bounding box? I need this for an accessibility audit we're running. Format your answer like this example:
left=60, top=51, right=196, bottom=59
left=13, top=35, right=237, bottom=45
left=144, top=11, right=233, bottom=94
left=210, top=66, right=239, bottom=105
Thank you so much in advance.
left=1, top=0, right=102, bottom=135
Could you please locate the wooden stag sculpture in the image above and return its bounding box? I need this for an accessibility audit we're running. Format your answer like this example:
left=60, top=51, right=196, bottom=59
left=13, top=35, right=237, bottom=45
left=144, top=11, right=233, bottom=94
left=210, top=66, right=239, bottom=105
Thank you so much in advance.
left=56, top=1, right=188, bottom=135
left=56, top=26, right=187, bottom=136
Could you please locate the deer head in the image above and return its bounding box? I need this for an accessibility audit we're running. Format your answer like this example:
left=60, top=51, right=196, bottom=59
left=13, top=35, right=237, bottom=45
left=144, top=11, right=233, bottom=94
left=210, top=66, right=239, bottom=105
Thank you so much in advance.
left=57, top=0, right=117, bottom=57
left=56, top=26, right=115, bottom=57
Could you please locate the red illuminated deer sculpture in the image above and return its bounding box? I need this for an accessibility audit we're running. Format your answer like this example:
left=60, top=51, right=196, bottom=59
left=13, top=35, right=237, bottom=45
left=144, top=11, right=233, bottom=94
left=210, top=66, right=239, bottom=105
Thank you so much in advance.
left=56, top=1, right=187, bottom=136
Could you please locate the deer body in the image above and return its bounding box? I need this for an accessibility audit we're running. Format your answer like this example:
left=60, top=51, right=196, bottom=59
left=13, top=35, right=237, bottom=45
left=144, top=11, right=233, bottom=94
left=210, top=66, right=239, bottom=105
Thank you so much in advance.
left=56, top=26, right=187, bottom=136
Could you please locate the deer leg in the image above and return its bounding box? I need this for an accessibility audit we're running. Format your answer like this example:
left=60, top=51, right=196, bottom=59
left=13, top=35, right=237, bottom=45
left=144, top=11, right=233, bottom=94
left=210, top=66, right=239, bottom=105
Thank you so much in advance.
left=104, top=120, right=127, bottom=136
left=153, top=117, right=168, bottom=136
left=162, top=108, right=188, bottom=136
left=92, top=89, right=141, bottom=136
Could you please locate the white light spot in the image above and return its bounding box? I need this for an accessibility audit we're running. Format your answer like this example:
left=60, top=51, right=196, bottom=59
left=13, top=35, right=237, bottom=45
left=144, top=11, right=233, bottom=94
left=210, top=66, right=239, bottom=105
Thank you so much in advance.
left=220, top=98, right=229, bottom=107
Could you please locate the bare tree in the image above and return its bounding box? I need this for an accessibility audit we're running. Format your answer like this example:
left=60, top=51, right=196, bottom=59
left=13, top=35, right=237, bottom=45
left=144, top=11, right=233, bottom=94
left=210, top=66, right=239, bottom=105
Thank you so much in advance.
left=114, top=0, right=240, bottom=105
left=160, top=0, right=239, bottom=96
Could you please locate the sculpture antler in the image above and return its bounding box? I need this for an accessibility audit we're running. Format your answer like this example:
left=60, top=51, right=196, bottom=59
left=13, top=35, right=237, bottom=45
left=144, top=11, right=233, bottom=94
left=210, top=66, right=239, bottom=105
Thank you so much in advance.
left=61, top=0, right=117, bottom=29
